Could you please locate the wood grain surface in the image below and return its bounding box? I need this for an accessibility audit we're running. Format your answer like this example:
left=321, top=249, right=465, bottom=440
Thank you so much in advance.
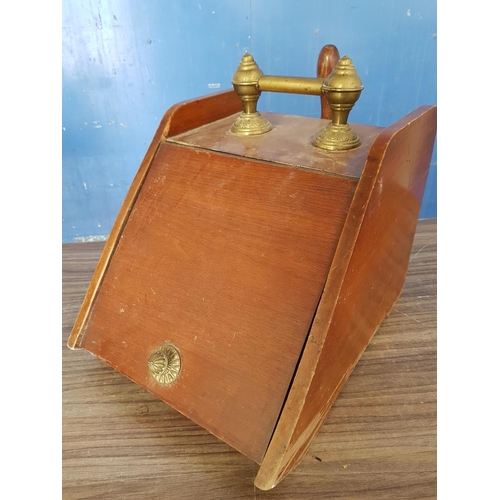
left=63, top=219, right=436, bottom=500
left=78, top=142, right=357, bottom=463
left=68, top=89, right=241, bottom=349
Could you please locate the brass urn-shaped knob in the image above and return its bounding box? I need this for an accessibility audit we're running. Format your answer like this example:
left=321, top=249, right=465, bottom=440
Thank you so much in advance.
left=313, top=56, right=364, bottom=151
left=230, top=53, right=272, bottom=136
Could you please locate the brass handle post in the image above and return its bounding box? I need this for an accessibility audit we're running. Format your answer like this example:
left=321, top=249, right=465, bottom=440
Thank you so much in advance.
left=312, top=56, right=364, bottom=151
left=230, top=52, right=363, bottom=151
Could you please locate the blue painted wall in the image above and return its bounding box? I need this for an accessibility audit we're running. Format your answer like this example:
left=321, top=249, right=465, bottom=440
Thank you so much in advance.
left=62, top=0, right=436, bottom=242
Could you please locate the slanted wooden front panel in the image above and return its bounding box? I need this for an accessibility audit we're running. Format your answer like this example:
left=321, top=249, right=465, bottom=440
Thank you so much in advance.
left=67, top=90, right=241, bottom=349
left=80, top=143, right=357, bottom=463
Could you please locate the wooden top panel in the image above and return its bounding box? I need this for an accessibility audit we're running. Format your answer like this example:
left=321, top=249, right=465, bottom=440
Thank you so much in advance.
left=167, top=113, right=383, bottom=180
left=80, top=142, right=357, bottom=463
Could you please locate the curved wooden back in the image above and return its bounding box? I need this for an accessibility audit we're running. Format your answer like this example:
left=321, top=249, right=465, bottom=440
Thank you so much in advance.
left=317, top=44, right=340, bottom=119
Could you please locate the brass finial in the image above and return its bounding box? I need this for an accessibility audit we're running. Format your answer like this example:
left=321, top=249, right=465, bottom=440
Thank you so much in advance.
left=312, top=56, right=364, bottom=151
left=230, top=54, right=272, bottom=136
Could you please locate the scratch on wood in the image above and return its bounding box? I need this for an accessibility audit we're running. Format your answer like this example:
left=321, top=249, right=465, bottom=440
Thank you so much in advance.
left=409, top=242, right=434, bottom=262
left=393, top=307, right=422, bottom=324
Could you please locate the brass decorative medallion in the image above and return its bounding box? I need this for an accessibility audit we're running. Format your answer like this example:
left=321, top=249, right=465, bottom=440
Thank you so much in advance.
left=148, top=344, right=181, bottom=385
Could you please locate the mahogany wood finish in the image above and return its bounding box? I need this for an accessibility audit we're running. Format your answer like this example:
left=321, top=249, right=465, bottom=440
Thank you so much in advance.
left=316, top=44, right=340, bottom=120
left=66, top=64, right=437, bottom=490
left=63, top=220, right=436, bottom=499
left=78, top=142, right=357, bottom=462
left=255, top=105, right=437, bottom=489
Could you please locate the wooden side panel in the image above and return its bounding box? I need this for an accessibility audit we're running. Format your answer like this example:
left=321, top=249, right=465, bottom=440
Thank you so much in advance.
left=68, top=90, right=240, bottom=348
left=79, top=143, right=357, bottom=463
left=255, top=106, right=437, bottom=489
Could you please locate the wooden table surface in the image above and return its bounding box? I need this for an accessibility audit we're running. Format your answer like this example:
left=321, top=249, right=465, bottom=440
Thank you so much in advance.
left=63, top=219, right=436, bottom=500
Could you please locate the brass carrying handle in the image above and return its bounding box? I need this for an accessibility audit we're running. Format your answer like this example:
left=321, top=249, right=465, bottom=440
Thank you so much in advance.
left=230, top=52, right=364, bottom=151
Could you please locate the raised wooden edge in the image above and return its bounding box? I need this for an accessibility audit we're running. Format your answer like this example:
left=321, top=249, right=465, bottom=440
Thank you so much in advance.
left=67, top=89, right=241, bottom=349
left=254, top=105, right=437, bottom=489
